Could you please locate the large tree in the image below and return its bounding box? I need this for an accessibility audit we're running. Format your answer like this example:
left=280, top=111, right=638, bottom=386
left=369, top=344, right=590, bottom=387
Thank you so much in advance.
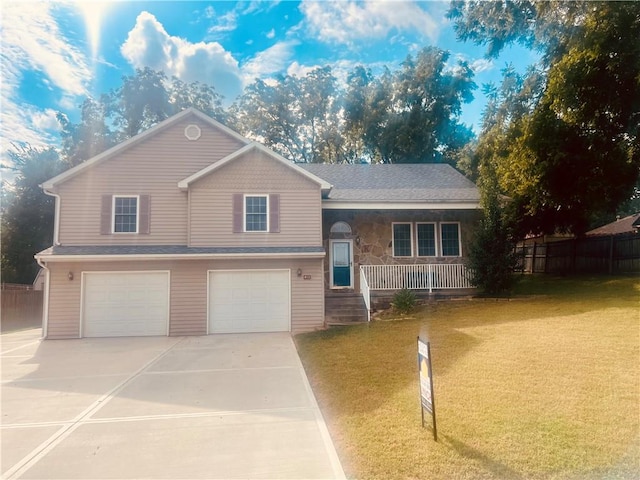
left=231, top=67, right=345, bottom=163
left=449, top=1, right=640, bottom=235
left=1, top=146, right=65, bottom=283
left=59, top=67, right=225, bottom=165
left=343, top=46, right=475, bottom=164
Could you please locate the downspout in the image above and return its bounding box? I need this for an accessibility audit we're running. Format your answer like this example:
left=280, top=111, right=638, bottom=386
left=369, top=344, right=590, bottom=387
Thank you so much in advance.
left=38, top=187, right=59, bottom=338
left=42, top=188, right=61, bottom=245
left=35, top=257, right=49, bottom=339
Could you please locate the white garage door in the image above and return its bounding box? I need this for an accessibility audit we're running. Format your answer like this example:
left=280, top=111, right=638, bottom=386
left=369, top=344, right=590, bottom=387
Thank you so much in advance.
left=82, top=272, right=169, bottom=337
left=209, top=270, right=290, bottom=333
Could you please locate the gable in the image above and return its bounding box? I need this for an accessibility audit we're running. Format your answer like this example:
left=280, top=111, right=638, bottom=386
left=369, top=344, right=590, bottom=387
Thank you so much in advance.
left=178, top=143, right=331, bottom=191
left=42, top=108, right=249, bottom=191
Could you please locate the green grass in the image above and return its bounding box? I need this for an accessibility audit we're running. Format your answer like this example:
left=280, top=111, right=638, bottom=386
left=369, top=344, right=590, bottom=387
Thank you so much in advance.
left=296, top=275, right=640, bottom=479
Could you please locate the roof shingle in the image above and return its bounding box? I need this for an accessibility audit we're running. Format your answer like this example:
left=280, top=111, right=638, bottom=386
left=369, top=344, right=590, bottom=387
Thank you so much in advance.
left=300, top=163, right=479, bottom=202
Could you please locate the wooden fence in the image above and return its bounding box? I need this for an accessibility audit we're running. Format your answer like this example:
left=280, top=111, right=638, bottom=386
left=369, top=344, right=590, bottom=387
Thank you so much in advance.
left=515, top=234, right=640, bottom=274
left=1, top=286, right=43, bottom=331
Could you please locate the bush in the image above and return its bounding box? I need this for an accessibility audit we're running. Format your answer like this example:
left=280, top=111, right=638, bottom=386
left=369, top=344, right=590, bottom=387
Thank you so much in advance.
left=391, top=288, right=417, bottom=314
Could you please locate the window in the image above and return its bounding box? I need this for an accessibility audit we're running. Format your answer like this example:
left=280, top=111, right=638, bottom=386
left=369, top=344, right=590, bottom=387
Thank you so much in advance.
left=416, top=223, right=436, bottom=257
left=245, top=195, right=268, bottom=232
left=113, top=196, right=138, bottom=233
left=392, top=223, right=413, bottom=257
left=441, top=223, right=461, bottom=256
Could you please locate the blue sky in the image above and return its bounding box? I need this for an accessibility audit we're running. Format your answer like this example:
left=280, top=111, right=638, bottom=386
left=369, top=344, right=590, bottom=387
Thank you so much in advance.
left=1, top=1, right=539, bottom=163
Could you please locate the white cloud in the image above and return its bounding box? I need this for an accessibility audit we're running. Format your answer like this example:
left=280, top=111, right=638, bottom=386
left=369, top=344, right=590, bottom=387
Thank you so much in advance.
left=207, top=10, right=238, bottom=35
left=121, top=12, right=243, bottom=102
left=243, top=41, right=299, bottom=82
left=470, top=58, right=494, bottom=74
left=300, top=0, right=439, bottom=46
left=286, top=61, right=318, bottom=78
left=0, top=2, right=91, bottom=162
left=32, top=109, right=62, bottom=131
left=266, top=28, right=276, bottom=39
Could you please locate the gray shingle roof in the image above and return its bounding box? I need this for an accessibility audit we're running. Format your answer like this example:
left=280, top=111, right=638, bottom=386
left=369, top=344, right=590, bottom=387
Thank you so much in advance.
left=300, top=163, right=480, bottom=202
left=39, top=245, right=324, bottom=256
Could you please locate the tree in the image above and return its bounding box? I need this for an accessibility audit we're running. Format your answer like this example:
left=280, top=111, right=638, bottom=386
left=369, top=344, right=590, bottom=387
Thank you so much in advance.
left=231, top=67, right=345, bottom=163
left=57, top=96, right=115, bottom=166
left=449, top=1, right=640, bottom=235
left=59, top=67, right=225, bottom=165
left=343, top=47, right=476, bottom=164
left=1, top=146, right=65, bottom=283
left=466, top=165, right=519, bottom=295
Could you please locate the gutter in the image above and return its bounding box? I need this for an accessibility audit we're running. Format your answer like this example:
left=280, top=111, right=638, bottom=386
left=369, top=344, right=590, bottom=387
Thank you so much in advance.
left=41, top=187, right=61, bottom=245
left=34, top=251, right=327, bottom=262
left=320, top=200, right=481, bottom=210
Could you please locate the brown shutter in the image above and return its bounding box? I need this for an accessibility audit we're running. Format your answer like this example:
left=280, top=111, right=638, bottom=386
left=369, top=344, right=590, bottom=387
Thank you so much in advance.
left=100, top=195, right=112, bottom=234
left=139, top=195, right=150, bottom=234
left=269, top=194, right=280, bottom=233
left=232, top=194, right=243, bottom=233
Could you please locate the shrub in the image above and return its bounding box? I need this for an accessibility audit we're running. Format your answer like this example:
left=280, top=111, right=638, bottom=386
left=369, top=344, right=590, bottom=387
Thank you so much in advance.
left=391, top=288, right=417, bottom=314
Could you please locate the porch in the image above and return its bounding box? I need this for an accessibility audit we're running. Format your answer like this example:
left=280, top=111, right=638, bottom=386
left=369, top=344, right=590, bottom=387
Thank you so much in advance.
left=359, top=263, right=475, bottom=322
left=325, top=263, right=475, bottom=325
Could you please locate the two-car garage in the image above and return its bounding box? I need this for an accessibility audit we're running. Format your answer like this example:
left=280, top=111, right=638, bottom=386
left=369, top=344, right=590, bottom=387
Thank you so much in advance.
left=81, top=270, right=291, bottom=337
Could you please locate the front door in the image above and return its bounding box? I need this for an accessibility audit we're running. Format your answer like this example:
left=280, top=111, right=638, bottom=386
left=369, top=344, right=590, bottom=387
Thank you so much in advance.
left=330, top=240, right=353, bottom=288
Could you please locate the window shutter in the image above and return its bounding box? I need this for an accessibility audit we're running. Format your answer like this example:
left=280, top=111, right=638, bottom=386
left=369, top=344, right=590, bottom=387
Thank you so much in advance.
left=232, top=194, right=243, bottom=233
left=139, top=195, right=150, bottom=234
left=269, top=194, right=280, bottom=233
left=100, top=195, right=112, bottom=235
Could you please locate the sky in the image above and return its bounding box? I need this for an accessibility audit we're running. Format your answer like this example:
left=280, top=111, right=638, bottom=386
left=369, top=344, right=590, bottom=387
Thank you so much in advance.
left=1, top=0, right=539, bottom=165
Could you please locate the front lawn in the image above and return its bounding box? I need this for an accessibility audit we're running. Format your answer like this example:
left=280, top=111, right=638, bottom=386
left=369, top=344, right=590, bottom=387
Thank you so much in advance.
left=296, top=276, right=640, bottom=479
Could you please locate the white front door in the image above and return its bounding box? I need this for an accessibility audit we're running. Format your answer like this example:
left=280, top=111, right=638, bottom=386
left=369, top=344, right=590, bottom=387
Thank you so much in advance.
left=82, top=272, right=169, bottom=337
left=208, top=270, right=290, bottom=333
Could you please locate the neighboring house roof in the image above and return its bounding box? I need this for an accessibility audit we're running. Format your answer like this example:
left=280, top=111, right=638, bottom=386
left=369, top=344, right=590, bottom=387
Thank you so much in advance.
left=41, top=108, right=250, bottom=191
left=178, top=142, right=331, bottom=191
left=300, top=163, right=480, bottom=208
left=586, top=213, right=640, bottom=236
left=36, top=245, right=325, bottom=261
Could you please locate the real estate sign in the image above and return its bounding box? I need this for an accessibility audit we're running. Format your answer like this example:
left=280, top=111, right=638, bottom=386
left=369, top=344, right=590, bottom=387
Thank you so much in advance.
left=418, top=336, right=437, bottom=441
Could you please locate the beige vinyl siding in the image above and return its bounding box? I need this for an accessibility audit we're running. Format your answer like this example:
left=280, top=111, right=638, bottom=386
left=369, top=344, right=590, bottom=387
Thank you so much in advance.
left=56, top=118, right=246, bottom=246
left=189, top=151, right=322, bottom=247
left=47, top=263, right=82, bottom=339
left=44, top=258, right=324, bottom=339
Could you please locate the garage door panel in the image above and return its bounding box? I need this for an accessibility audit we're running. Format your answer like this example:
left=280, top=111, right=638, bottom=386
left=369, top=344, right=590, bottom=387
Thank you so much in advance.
left=83, top=272, right=169, bottom=338
left=209, top=270, right=290, bottom=334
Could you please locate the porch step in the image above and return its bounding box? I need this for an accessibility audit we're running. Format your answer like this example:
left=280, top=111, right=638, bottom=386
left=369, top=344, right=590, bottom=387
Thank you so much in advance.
left=325, top=293, right=368, bottom=325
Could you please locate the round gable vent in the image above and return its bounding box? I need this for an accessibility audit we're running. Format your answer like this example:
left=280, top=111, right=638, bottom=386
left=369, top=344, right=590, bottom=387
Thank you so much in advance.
left=184, top=124, right=201, bottom=141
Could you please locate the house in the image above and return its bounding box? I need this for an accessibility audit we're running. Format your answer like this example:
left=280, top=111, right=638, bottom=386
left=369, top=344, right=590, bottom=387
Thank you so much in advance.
left=35, top=108, right=481, bottom=339
left=585, top=212, right=640, bottom=237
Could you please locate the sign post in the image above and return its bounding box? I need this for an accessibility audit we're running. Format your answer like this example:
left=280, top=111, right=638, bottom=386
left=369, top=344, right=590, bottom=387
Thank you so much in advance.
left=417, top=336, right=437, bottom=441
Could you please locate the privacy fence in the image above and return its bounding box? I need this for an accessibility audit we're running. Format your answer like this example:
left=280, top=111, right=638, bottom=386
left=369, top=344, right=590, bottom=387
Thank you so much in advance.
left=1, top=283, right=43, bottom=331
left=515, top=234, right=640, bottom=274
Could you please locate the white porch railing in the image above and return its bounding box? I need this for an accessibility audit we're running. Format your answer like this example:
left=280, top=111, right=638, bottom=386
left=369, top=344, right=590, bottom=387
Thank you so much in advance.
left=360, top=264, right=474, bottom=293
left=359, top=267, right=371, bottom=322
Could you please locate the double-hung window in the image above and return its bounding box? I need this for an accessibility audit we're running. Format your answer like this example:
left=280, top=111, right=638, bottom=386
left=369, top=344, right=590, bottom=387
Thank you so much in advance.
left=392, top=223, right=413, bottom=257
left=113, top=196, right=138, bottom=233
left=232, top=193, right=279, bottom=234
left=245, top=195, right=268, bottom=232
left=440, top=222, right=461, bottom=256
left=416, top=223, right=436, bottom=257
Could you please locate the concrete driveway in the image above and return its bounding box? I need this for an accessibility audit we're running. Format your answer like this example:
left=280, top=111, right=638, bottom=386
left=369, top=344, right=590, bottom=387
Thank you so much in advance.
left=1, top=329, right=345, bottom=479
